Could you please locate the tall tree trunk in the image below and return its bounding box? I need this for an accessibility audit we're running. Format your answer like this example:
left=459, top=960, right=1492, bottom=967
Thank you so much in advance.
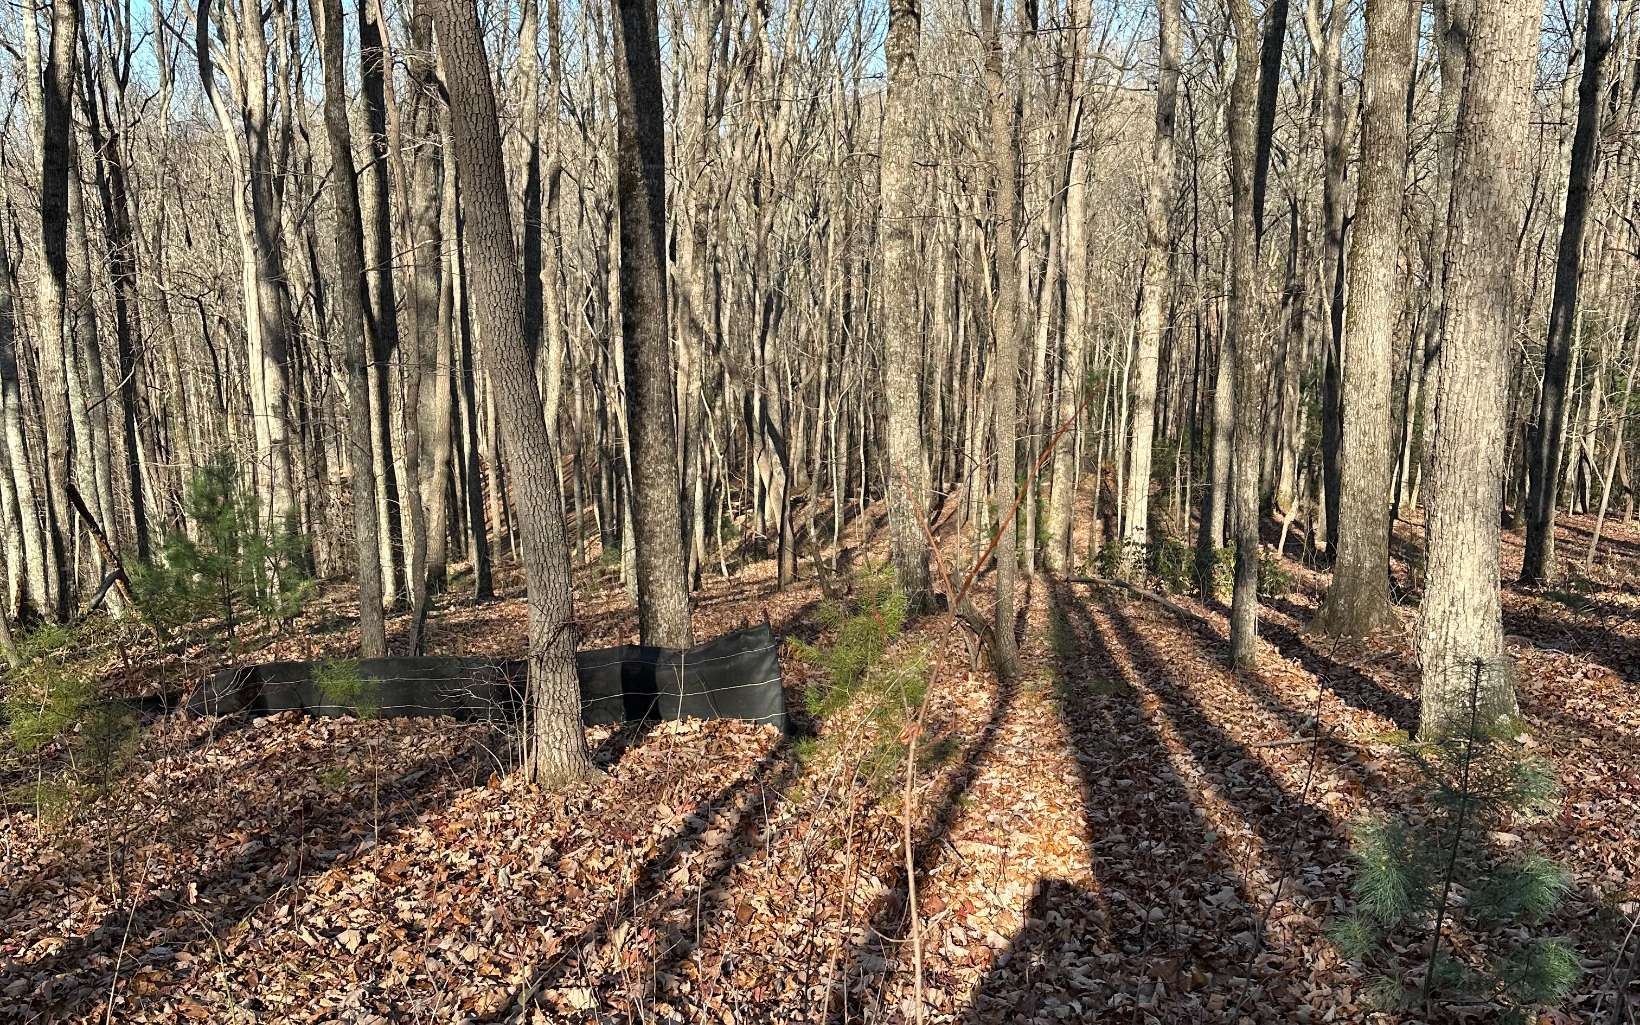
left=1418, top=0, right=1539, bottom=738
left=1521, top=0, right=1613, bottom=584
left=408, top=3, right=450, bottom=598
left=985, top=0, right=1020, bottom=676
left=312, top=0, right=386, bottom=656
left=1226, top=0, right=1263, bottom=666
left=611, top=0, right=692, bottom=647
left=880, top=0, right=933, bottom=611
left=1047, top=0, right=1090, bottom=575
left=30, top=0, right=81, bottom=621
left=0, top=225, right=48, bottom=620
left=434, top=0, right=594, bottom=785
left=1312, top=0, right=1415, bottom=638
left=360, top=0, right=405, bottom=606
left=1119, top=0, right=1180, bottom=578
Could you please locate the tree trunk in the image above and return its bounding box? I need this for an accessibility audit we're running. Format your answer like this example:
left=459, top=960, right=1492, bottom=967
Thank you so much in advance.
left=1311, top=0, right=1415, bottom=638
left=1226, top=0, right=1262, bottom=666
left=1418, top=0, right=1538, bottom=739
left=312, top=0, right=386, bottom=656
left=434, top=0, right=594, bottom=785
left=360, top=0, right=405, bottom=607
left=610, top=0, right=692, bottom=647
left=880, top=0, right=934, bottom=611
left=1047, top=0, right=1091, bottom=575
left=1521, top=0, right=1612, bottom=585
left=30, top=0, right=81, bottom=621
left=1119, top=0, right=1180, bottom=578
left=986, top=0, right=1020, bottom=677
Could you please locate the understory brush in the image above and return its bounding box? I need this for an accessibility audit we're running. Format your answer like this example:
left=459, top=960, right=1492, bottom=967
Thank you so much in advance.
left=790, top=566, right=945, bottom=795
left=1331, top=661, right=1577, bottom=1022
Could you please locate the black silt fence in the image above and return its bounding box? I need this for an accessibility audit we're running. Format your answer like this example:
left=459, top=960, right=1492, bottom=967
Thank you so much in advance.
left=174, top=625, right=788, bottom=734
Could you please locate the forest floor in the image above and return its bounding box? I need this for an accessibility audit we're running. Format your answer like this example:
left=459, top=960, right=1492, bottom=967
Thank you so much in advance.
left=2, top=503, right=1637, bottom=1024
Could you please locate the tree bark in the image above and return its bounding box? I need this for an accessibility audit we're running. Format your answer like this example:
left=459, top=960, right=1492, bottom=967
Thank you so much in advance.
left=312, top=0, right=386, bottom=657
left=434, top=0, right=594, bottom=785
left=880, top=0, right=934, bottom=611
left=1418, top=0, right=1538, bottom=739
left=30, top=0, right=81, bottom=621
left=1226, top=0, right=1263, bottom=666
left=1311, top=0, right=1415, bottom=638
left=610, top=0, right=692, bottom=648
left=359, top=0, right=406, bottom=606
left=986, top=0, right=1020, bottom=677
left=1119, top=0, right=1180, bottom=578
left=1521, top=0, right=1613, bottom=585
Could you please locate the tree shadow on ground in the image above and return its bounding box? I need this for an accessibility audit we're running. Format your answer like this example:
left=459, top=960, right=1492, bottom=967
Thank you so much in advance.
left=1549, top=518, right=1640, bottom=567
left=0, top=735, right=482, bottom=1022
left=963, top=581, right=1353, bottom=1023
left=1503, top=604, right=1640, bottom=687
left=1259, top=597, right=1420, bottom=733
left=502, top=741, right=798, bottom=1020
left=833, top=633, right=1016, bottom=1023
left=1142, top=590, right=1402, bottom=774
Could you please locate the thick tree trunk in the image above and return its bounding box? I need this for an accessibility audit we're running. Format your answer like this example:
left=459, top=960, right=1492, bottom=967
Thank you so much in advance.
left=312, top=0, right=386, bottom=657
left=1312, top=0, right=1415, bottom=638
left=1119, top=0, right=1180, bottom=578
left=880, top=0, right=934, bottom=611
left=610, top=0, right=692, bottom=647
left=434, top=0, right=594, bottom=785
left=1418, top=0, right=1538, bottom=739
left=1521, top=0, right=1612, bottom=585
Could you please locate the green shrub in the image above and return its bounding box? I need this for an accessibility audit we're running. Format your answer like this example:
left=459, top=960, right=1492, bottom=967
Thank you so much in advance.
left=132, top=453, right=313, bottom=640
left=1149, top=537, right=1195, bottom=594
left=314, top=658, right=380, bottom=719
left=2, top=621, right=137, bottom=821
left=790, top=566, right=929, bottom=795
left=1258, top=549, right=1292, bottom=599
left=1330, top=678, right=1577, bottom=1023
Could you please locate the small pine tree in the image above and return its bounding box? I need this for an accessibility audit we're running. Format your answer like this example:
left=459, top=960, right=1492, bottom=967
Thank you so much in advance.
left=134, top=453, right=313, bottom=641
left=1331, top=661, right=1578, bottom=1022
left=789, top=566, right=935, bottom=794
left=2, top=622, right=138, bottom=824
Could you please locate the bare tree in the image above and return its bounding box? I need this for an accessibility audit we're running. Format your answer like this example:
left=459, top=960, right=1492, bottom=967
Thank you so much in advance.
left=1226, top=0, right=1262, bottom=666
left=433, top=0, right=595, bottom=784
left=1418, top=0, right=1541, bottom=738
left=985, top=0, right=1021, bottom=677
left=1119, top=0, right=1181, bottom=578
left=610, top=0, right=692, bottom=647
left=880, top=0, right=933, bottom=610
left=311, top=0, right=386, bottom=656
left=1521, top=0, right=1614, bottom=585
left=1311, top=0, right=1416, bottom=638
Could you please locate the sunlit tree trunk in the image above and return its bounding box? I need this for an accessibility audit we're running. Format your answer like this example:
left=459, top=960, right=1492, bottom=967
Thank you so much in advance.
left=1312, top=0, right=1416, bottom=638
left=985, top=0, right=1021, bottom=676
left=1119, top=0, right=1180, bottom=579
left=880, top=0, right=933, bottom=611
left=1226, top=0, right=1262, bottom=666
left=311, top=0, right=385, bottom=656
left=1418, top=0, right=1539, bottom=738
